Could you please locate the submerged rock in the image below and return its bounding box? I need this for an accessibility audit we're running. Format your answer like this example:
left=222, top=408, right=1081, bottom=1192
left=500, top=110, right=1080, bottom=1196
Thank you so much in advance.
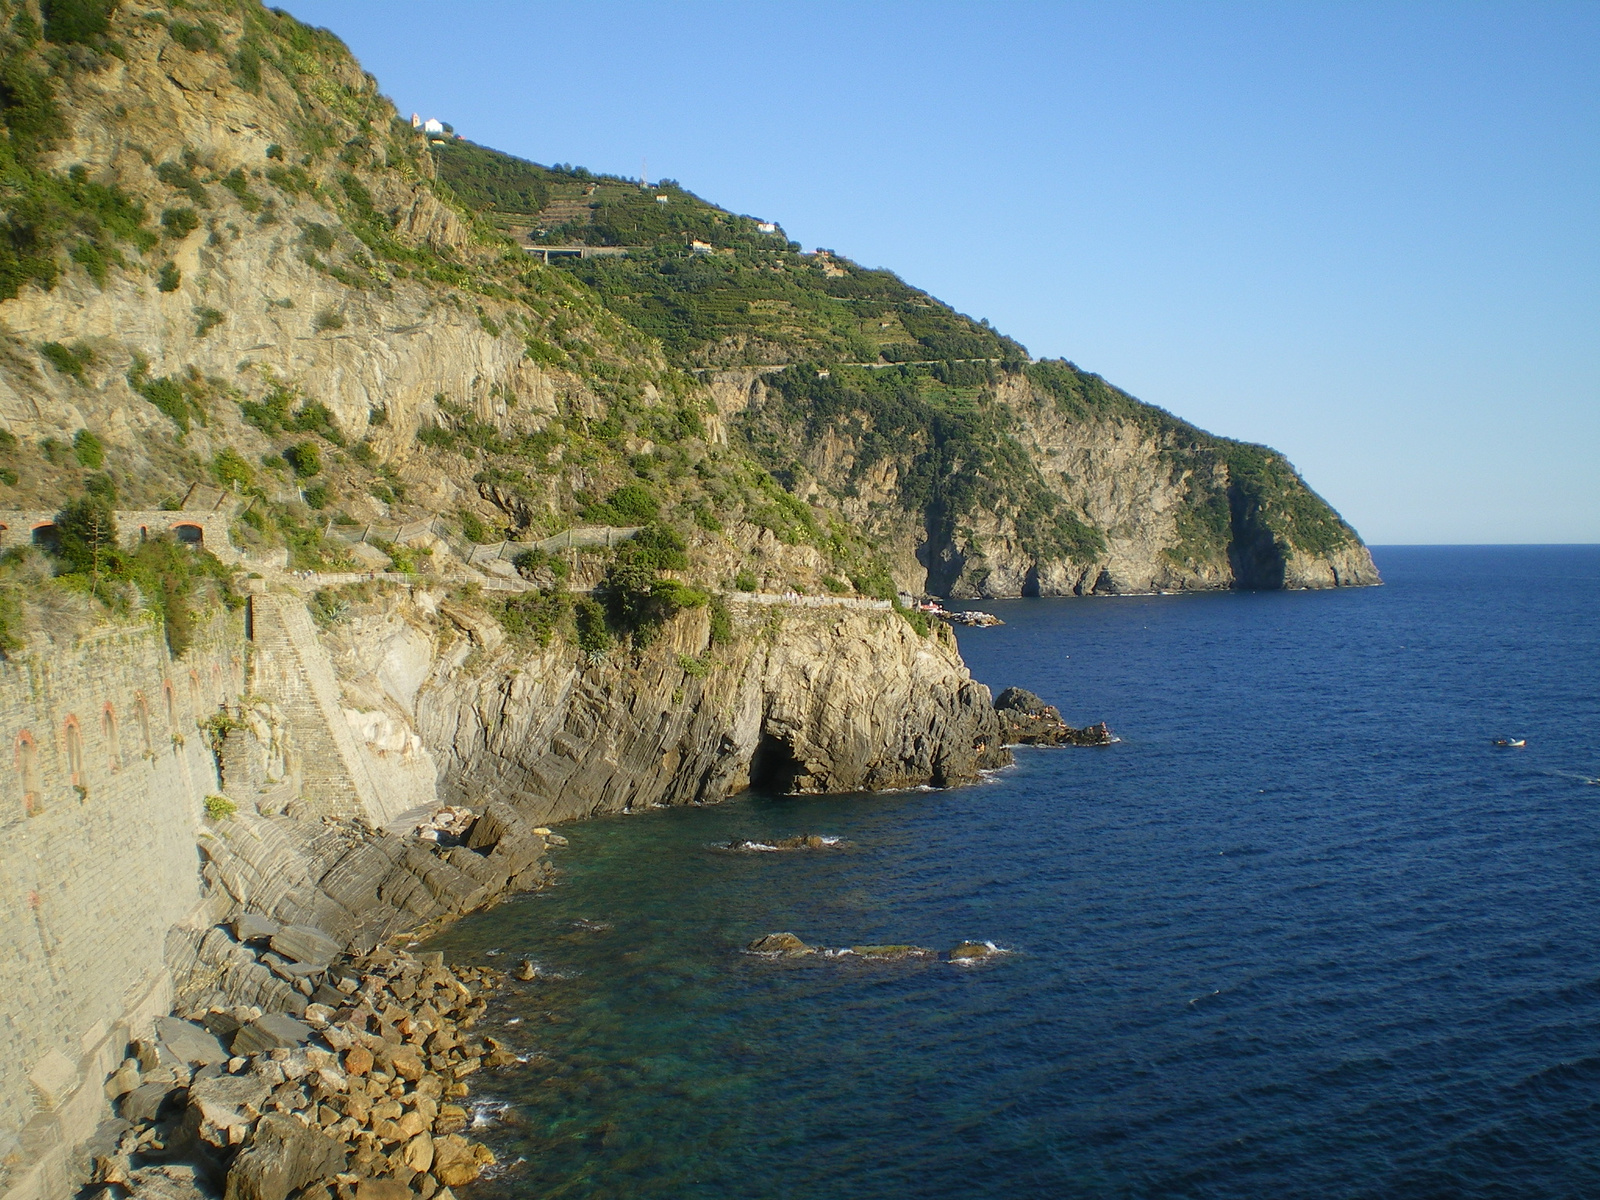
left=846, top=945, right=936, bottom=961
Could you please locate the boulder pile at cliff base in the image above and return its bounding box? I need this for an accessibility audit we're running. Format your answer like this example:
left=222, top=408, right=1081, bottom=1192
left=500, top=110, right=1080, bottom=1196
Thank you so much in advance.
left=92, top=946, right=518, bottom=1200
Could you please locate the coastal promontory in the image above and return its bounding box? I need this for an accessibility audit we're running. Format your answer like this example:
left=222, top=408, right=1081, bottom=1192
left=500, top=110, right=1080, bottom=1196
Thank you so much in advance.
left=0, top=3, right=1375, bottom=1200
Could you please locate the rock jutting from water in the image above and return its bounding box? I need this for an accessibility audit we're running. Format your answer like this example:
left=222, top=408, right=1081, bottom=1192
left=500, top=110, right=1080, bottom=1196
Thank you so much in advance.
left=714, top=835, right=849, bottom=852
left=743, top=935, right=1007, bottom=963
left=993, top=688, right=1116, bottom=747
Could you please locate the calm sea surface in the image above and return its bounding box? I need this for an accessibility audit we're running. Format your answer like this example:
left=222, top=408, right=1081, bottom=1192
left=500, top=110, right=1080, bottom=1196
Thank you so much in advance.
left=428, top=546, right=1600, bottom=1199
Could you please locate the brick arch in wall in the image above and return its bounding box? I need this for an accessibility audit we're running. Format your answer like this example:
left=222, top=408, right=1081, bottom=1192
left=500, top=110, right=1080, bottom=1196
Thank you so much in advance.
left=102, top=703, right=122, bottom=772
left=62, top=715, right=84, bottom=794
left=30, top=521, right=58, bottom=550
left=173, top=522, right=204, bottom=547
left=16, top=729, right=39, bottom=816
left=134, top=692, right=153, bottom=759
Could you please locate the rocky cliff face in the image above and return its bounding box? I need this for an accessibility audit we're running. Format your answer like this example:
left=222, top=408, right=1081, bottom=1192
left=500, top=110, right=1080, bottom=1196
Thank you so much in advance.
left=310, top=588, right=1006, bottom=825
left=730, top=365, right=1380, bottom=598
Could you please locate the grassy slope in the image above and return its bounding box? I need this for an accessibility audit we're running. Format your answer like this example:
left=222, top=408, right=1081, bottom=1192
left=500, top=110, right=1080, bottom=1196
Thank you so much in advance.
left=0, top=0, right=911, bottom=650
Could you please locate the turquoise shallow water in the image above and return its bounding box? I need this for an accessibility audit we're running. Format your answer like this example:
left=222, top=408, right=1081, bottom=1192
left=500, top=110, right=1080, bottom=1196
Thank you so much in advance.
left=428, top=546, right=1600, bottom=1198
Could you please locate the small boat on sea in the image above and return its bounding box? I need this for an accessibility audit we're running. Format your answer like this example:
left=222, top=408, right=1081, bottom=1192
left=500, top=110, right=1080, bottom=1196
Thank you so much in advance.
left=1493, top=738, right=1526, bottom=748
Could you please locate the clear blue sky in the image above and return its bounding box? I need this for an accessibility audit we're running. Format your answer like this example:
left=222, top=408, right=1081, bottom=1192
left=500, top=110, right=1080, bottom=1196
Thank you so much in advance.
left=285, top=1, right=1598, bottom=545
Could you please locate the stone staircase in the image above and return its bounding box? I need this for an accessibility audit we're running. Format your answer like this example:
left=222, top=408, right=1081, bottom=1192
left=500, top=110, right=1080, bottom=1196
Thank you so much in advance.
left=246, top=594, right=382, bottom=822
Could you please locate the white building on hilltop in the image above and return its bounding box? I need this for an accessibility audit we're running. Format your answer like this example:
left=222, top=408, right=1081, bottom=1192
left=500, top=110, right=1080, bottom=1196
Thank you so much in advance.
left=422, top=117, right=445, bottom=135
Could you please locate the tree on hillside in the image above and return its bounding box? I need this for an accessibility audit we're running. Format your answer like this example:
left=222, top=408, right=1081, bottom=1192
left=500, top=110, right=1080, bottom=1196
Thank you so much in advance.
left=55, top=494, right=119, bottom=586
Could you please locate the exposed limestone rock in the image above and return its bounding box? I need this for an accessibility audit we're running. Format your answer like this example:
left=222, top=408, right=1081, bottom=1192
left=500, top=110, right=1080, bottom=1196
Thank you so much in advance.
left=715, top=834, right=846, bottom=852
left=124, top=1165, right=208, bottom=1200
left=99, top=949, right=503, bottom=1200
left=152, top=1019, right=229, bottom=1068
left=223, top=1114, right=345, bottom=1200
left=230, top=1014, right=311, bottom=1056
left=182, top=1074, right=271, bottom=1148
left=949, top=941, right=1002, bottom=962
left=847, top=945, right=936, bottom=961
left=726, top=369, right=1382, bottom=598
left=416, top=599, right=1008, bottom=826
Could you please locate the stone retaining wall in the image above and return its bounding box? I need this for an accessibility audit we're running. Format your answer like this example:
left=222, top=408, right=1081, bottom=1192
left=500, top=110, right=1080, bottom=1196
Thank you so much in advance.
left=0, top=615, right=242, bottom=1200
left=0, top=511, right=239, bottom=563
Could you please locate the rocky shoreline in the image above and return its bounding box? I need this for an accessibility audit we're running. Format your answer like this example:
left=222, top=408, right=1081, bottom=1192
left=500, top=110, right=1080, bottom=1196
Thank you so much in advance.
left=74, top=684, right=1106, bottom=1200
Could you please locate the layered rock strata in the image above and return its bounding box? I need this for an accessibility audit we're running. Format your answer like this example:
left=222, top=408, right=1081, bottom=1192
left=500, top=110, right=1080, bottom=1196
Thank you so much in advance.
left=402, top=597, right=1008, bottom=823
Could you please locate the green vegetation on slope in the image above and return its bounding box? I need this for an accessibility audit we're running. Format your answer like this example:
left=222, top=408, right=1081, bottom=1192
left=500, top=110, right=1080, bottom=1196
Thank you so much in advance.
left=745, top=362, right=1103, bottom=566
left=0, top=0, right=1362, bottom=636
left=426, top=138, right=1361, bottom=575
left=432, top=141, right=1026, bottom=369
left=428, top=138, right=552, bottom=217
left=0, top=10, right=158, bottom=299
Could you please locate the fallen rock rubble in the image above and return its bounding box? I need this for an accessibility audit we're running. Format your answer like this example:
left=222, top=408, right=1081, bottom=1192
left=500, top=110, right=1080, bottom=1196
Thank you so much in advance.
left=96, top=947, right=517, bottom=1200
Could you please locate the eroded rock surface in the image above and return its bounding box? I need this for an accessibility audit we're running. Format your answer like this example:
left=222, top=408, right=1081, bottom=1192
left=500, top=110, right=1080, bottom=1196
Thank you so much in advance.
left=994, top=687, right=1115, bottom=747
left=414, top=600, right=1009, bottom=824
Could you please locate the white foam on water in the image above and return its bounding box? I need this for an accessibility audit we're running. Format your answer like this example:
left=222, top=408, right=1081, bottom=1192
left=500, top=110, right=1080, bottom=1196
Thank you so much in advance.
left=471, top=1099, right=512, bottom=1128
left=479, top=1154, right=526, bottom=1180
left=949, top=941, right=1014, bottom=967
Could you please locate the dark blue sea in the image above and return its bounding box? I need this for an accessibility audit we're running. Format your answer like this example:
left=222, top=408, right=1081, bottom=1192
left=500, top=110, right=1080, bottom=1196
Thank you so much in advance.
left=429, top=546, right=1600, bottom=1199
